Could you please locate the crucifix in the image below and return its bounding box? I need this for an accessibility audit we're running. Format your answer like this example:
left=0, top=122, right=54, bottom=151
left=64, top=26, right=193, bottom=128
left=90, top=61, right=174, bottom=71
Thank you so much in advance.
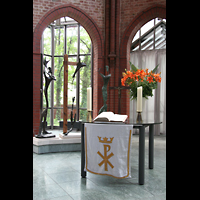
left=109, top=78, right=131, bottom=114
left=62, top=54, right=86, bottom=134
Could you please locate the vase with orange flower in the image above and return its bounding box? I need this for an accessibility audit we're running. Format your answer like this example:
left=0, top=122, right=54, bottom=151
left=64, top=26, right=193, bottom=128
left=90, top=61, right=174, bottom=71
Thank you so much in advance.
left=121, top=61, right=161, bottom=100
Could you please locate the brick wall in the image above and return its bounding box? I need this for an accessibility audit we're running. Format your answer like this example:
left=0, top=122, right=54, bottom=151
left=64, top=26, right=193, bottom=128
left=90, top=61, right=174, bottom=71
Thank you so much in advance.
left=33, top=0, right=105, bottom=34
left=33, top=0, right=166, bottom=136
left=120, top=0, right=166, bottom=42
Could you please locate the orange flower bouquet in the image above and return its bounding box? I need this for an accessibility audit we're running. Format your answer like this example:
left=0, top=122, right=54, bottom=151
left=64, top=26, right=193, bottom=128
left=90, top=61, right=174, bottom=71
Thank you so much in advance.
left=121, top=61, right=161, bottom=100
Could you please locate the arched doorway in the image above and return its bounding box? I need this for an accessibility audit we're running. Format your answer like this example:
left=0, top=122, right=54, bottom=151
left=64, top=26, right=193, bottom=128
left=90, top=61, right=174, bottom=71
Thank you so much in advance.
left=33, top=4, right=104, bottom=136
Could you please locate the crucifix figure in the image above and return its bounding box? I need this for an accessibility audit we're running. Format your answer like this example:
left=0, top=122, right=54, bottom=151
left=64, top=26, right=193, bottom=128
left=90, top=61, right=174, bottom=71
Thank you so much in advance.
left=98, top=66, right=111, bottom=114
left=60, top=54, right=87, bottom=135
left=110, top=77, right=130, bottom=114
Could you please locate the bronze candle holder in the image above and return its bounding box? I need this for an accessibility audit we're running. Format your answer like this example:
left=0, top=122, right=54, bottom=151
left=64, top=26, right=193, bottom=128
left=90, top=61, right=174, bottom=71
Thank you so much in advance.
left=136, top=112, right=143, bottom=123
left=87, top=110, right=92, bottom=122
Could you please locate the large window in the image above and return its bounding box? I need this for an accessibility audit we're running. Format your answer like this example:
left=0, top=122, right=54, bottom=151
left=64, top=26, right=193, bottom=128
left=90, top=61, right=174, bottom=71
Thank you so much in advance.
left=41, top=17, right=92, bottom=129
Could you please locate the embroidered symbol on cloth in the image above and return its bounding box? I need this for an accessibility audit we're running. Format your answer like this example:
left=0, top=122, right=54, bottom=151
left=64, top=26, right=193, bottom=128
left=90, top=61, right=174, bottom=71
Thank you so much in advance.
left=97, top=136, right=114, bottom=171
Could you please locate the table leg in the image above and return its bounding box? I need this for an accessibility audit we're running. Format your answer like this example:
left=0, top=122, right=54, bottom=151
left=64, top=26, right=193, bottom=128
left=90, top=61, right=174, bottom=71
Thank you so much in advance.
left=139, top=125, right=145, bottom=185
left=149, top=124, right=154, bottom=169
left=81, top=123, right=86, bottom=178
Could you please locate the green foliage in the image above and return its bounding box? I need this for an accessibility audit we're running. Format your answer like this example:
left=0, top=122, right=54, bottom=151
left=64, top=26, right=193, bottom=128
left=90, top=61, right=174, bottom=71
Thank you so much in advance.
left=129, top=61, right=138, bottom=73
left=152, top=64, right=159, bottom=73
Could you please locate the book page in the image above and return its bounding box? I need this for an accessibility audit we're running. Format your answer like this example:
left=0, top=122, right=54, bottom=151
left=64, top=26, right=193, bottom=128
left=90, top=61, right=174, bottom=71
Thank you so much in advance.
left=110, top=114, right=128, bottom=122
left=93, top=112, right=114, bottom=121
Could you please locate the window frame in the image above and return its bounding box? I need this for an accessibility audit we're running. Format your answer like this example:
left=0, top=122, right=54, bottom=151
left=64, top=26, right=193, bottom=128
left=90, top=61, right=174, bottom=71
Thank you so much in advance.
left=41, top=17, right=93, bottom=129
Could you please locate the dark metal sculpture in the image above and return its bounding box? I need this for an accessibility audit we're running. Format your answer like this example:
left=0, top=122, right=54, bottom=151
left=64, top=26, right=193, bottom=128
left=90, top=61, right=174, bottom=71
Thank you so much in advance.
left=98, top=65, right=111, bottom=114
left=64, top=58, right=86, bottom=135
left=72, top=58, right=86, bottom=83
left=36, top=58, right=56, bottom=138
left=64, top=96, right=76, bottom=136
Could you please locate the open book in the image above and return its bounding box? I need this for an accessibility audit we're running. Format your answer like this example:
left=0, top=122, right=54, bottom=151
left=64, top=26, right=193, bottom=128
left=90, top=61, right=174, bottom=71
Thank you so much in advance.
left=93, top=112, right=128, bottom=123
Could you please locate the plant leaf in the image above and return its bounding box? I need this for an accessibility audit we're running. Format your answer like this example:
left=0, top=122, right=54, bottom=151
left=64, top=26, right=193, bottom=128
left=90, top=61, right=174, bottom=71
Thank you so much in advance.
left=152, top=64, right=159, bottom=73
left=129, top=61, right=138, bottom=73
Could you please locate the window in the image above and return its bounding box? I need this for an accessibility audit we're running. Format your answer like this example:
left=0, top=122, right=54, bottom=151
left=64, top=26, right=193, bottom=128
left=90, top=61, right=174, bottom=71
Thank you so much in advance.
left=131, top=18, right=166, bottom=51
left=41, top=17, right=92, bottom=129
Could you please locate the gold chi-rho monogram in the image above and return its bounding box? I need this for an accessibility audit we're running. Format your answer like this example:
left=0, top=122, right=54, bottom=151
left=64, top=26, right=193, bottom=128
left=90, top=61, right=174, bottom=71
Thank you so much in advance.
left=97, top=136, right=114, bottom=171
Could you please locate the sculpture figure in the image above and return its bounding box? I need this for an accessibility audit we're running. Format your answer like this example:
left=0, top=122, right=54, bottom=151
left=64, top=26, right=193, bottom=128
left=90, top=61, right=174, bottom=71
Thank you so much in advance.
left=98, top=65, right=111, bottom=114
left=64, top=97, right=76, bottom=136
left=36, top=58, right=56, bottom=138
left=72, top=58, right=86, bottom=83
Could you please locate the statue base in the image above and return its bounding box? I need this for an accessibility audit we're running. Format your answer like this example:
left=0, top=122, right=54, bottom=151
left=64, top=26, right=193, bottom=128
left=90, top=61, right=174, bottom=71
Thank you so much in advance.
left=35, top=131, right=55, bottom=139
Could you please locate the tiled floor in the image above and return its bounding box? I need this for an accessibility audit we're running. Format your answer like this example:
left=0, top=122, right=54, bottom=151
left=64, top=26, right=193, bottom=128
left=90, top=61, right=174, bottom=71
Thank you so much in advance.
left=33, top=131, right=166, bottom=200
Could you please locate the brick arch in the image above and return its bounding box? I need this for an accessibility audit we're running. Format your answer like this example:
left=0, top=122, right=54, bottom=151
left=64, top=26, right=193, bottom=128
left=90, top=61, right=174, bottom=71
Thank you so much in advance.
left=33, top=4, right=104, bottom=136
left=119, top=4, right=166, bottom=117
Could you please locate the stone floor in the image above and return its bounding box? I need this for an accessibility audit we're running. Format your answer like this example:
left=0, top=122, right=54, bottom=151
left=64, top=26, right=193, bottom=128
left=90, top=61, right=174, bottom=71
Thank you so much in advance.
left=33, top=132, right=166, bottom=200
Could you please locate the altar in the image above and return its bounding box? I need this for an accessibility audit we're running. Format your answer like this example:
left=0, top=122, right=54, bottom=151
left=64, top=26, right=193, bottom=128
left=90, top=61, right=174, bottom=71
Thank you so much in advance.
left=81, top=121, right=162, bottom=185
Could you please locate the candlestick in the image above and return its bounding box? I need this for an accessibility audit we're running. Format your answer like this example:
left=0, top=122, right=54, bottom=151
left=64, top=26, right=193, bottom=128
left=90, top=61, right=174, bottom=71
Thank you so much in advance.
left=87, top=110, right=92, bottom=122
left=137, top=86, right=142, bottom=112
left=87, top=87, right=92, bottom=111
left=136, top=112, right=143, bottom=123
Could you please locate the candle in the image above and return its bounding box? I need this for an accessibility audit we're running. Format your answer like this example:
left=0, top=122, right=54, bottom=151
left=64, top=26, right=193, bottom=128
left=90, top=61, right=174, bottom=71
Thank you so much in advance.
left=87, top=87, right=92, bottom=111
left=137, top=86, right=142, bottom=112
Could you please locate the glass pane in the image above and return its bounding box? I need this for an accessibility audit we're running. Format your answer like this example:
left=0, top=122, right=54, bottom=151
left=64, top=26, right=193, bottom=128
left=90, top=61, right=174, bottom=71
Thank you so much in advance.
left=80, top=26, right=91, bottom=54
left=65, top=16, right=75, bottom=21
left=141, top=32, right=154, bottom=50
left=132, top=30, right=140, bottom=43
left=155, top=25, right=166, bottom=50
left=68, top=71, right=76, bottom=119
left=68, top=57, right=77, bottom=106
left=79, top=108, right=87, bottom=121
left=60, top=17, right=65, bottom=23
left=53, top=108, right=63, bottom=126
left=67, top=26, right=78, bottom=55
left=79, top=55, right=91, bottom=121
left=54, top=27, right=64, bottom=55
left=43, top=27, right=51, bottom=55
left=140, top=19, right=154, bottom=36
left=54, top=57, right=64, bottom=108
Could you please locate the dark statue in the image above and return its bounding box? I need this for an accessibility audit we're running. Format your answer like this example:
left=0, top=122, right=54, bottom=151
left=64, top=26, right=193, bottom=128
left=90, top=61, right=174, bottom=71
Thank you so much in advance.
left=72, top=58, right=86, bottom=83
left=64, top=97, right=76, bottom=136
left=36, top=58, right=56, bottom=138
left=98, top=65, right=111, bottom=114
left=65, top=58, right=86, bottom=135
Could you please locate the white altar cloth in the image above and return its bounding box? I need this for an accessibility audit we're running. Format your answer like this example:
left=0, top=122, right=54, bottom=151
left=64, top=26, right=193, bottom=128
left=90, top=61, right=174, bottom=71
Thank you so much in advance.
left=85, top=123, right=133, bottom=178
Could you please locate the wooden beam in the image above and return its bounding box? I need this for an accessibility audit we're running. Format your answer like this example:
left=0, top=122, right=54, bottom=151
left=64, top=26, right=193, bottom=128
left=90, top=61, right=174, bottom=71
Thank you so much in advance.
left=68, top=61, right=78, bottom=66
left=63, top=54, right=68, bottom=133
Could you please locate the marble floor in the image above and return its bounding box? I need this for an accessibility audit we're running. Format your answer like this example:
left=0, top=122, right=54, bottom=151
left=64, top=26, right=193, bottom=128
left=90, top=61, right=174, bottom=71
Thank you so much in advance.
left=33, top=131, right=166, bottom=200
